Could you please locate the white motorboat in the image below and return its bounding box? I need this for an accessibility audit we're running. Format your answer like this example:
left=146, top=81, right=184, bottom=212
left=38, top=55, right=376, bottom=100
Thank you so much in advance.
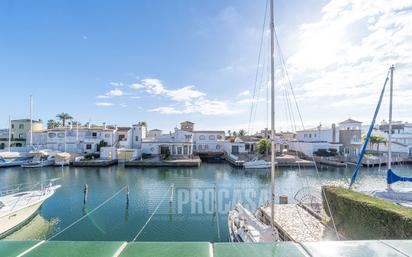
left=54, top=152, right=71, bottom=166
left=228, top=203, right=278, bottom=242
left=0, top=152, right=33, bottom=168
left=21, top=150, right=57, bottom=168
left=244, top=159, right=271, bottom=169
left=0, top=183, right=61, bottom=238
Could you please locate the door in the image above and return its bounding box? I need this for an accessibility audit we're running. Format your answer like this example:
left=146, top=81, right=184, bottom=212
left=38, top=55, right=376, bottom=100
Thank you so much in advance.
left=232, top=145, right=239, bottom=154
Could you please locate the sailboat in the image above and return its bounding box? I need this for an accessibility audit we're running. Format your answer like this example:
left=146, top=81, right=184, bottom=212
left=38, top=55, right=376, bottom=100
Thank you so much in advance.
left=0, top=181, right=61, bottom=238
left=228, top=0, right=279, bottom=242
left=350, top=65, right=412, bottom=207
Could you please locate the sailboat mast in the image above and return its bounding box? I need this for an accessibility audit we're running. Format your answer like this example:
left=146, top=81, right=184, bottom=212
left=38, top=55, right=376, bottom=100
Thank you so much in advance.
left=269, top=0, right=276, bottom=230
left=388, top=65, right=394, bottom=175
left=29, top=95, right=33, bottom=147
left=8, top=116, right=11, bottom=152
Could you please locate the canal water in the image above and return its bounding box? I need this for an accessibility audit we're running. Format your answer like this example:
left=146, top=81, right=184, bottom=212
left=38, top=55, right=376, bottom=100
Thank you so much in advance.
left=1, top=163, right=411, bottom=242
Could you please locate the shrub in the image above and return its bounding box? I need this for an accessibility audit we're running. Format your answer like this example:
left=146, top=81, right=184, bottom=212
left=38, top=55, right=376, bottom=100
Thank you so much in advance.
left=84, top=153, right=100, bottom=160
left=322, top=186, right=412, bottom=239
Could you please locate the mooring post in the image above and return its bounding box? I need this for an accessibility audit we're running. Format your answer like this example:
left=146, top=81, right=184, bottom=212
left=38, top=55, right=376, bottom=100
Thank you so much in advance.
left=83, top=183, right=88, bottom=204
left=126, top=185, right=130, bottom=205
left=169, top=184, right=174, bottom=203
left=213, top=184, right=217, bottom=210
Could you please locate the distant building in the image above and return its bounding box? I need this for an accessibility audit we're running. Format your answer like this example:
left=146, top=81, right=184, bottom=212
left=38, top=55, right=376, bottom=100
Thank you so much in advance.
left=141, top=128, right=194, bottom=157
left=193, top=130, right=225, bottom=155
left=147, top=129, right=163, bottom=139
left=0, top=119, right=43, bottom=149
left=180, top=121, right=194, bottom=132
left=338, top=119, right=362, bottom=157
left=374, top=121, right=412, bottom=156
left=32, top=126, right=116, bottom=153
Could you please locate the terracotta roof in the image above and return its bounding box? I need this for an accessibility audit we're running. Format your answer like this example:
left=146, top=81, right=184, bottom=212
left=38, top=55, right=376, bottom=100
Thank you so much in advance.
left=194, top=130, right=225, bottom=133
left=180, top=121, right=194, bottom=124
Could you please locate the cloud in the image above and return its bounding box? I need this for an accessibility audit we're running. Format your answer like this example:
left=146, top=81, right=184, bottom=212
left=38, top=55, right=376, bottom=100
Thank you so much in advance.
left=132, top=79, right=205, bottom=102
left=95, top=102, right=114, bottom=107
left=149, top=99, right=239, bottom=116
left=106, top=89, right=124, bottom=97
left=282, top=0, right=412, bottom=121
left=97, top=89, right=125, bottom=99
left=110, top=82, right=124, bottom=87
left=238, top=90, right=250, bottom=96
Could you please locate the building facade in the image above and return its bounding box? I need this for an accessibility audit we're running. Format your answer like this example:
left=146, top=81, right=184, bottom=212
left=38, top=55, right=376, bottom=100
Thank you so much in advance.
left=0, top=119, right=43, bottom=149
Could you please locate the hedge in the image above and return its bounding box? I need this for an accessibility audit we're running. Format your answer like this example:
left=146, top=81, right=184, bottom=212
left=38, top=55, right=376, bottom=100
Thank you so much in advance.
left=322, top=186, right=412, bottom=239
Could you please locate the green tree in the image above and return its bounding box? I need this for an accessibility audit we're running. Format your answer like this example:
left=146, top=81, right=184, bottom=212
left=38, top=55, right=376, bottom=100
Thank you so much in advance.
left=56, top=113, right=73, bottom=127
left=47, top=119, right=60, bottom=129
left=138, top=121, right=147, bottom=127
left=363, top=134, right=387, bottom=155
left=256, top=138, right=271, bottom=154
left=238, top=129, right=247, bottom=137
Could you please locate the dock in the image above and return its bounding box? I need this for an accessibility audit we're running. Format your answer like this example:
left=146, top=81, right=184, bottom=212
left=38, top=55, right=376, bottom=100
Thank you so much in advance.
left=313, top=157, right=347, bottom=167
left=260, top=204, right=328, bottom=242
left=72, top=159, right=118, bottom=167
left=1, top=240, right=412, bottom=257
left=125, top=157, right=201, bottom=167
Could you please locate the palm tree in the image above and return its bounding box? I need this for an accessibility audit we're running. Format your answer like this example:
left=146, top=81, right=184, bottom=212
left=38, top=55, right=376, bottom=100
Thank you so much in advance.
left=138, top=121, right=147, bottom=127
left=47, top=119, right=60, bottom=129
left=56, top=113, right=73, bottom=127
left=238, top=129, right=247, bottom=137
left=375, top=134, right=387, bottom=155
left=256, top=138, right=271, bottom=154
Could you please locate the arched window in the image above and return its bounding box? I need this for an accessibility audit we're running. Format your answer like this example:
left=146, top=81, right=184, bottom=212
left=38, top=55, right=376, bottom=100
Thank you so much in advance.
left=209, top=135, right=215, bottom=140
left=199, top=135, right=205, bottom=140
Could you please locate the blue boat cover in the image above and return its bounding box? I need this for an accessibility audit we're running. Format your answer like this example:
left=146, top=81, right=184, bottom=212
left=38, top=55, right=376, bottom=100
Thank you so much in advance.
left=387, top=169, right=412, bottom=185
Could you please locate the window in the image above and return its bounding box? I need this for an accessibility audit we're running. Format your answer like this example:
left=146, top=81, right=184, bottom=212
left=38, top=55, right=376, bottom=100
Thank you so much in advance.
left=92, top=132, right=97, bottom=137
left=177, top=147, right=182, bottom=155
left=193, top=145, right=196, bottom=150
left=198, top=145, right=202, bottom=151
left=309, top=134, right=312, bottom=138
left=135, top=136, right=139, bottom=141
left=86, top=144, right=92, bottom=150
left=245, top=144, right=250, bottom=150
left=19, top=124, right=24, bottom=129
left=19, top=133, right=23, bottom=138
left=105, top=134, right=110, bottom=138
left=57, top=133, right=65, bottom=138
left=217, top=135, right=222, bottom=140
left=118, top=135, right=125, bottom=141
left=49, top=133, right=56, bottom=138
left=11, top=124, right=14, bottom=129
left=204, top=145, right=208, bottom=150
left=216, top=145, right=221, bottom=150
left=199, top=135, right=205, bottom=140
left=209, top=135, right=215, bottom=140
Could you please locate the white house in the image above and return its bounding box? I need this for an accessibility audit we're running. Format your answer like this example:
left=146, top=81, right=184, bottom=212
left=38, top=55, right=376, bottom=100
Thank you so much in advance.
left=192, top=130, right=225, bottom=154
left=32, top=126, right=116, bottom=153
left=141, top=128, right=194, bottom=157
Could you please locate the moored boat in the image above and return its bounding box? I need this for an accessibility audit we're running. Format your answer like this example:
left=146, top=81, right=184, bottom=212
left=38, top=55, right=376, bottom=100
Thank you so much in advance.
left=244, top=159, right=271, bottom=169
left=0, top=182, right=61, bottom=238
left=0, top=152, right=33, bottom=168
left=21, top=150, right=57, bottom=168
left=228, top=203, right=278, bottom=242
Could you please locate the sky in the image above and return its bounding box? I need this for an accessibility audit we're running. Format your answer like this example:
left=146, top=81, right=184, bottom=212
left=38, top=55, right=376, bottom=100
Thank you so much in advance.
left=0, top=0, right=411, bottom=133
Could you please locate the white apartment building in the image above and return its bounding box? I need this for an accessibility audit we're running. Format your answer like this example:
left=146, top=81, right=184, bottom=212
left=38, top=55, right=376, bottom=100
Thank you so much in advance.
left=32, top=126, right=116, bottom=153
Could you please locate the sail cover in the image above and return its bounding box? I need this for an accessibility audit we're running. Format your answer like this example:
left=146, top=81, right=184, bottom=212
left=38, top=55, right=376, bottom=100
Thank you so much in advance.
left=387, top=169, right=412, bottom=184
left=349, top=75, right=389, bottom=188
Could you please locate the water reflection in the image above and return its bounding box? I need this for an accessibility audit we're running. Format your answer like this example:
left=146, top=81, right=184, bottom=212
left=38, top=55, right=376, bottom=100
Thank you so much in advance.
left=6, top=213, right=58, bottom=240
left=0, top=163, right=410, bottom=242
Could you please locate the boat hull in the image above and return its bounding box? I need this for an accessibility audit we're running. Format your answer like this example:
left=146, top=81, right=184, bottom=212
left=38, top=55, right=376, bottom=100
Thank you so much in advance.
left=0, top=201, right=43, bottom=238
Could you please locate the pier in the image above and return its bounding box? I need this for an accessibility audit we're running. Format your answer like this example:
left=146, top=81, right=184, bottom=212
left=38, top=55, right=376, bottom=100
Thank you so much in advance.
left=260, top=204, right=328, bottom=242
left=72, top=159, right=118, bottom=167
left=125, top=156, right=201, bottom=167
left=1, top=240, right=411, bottom=257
